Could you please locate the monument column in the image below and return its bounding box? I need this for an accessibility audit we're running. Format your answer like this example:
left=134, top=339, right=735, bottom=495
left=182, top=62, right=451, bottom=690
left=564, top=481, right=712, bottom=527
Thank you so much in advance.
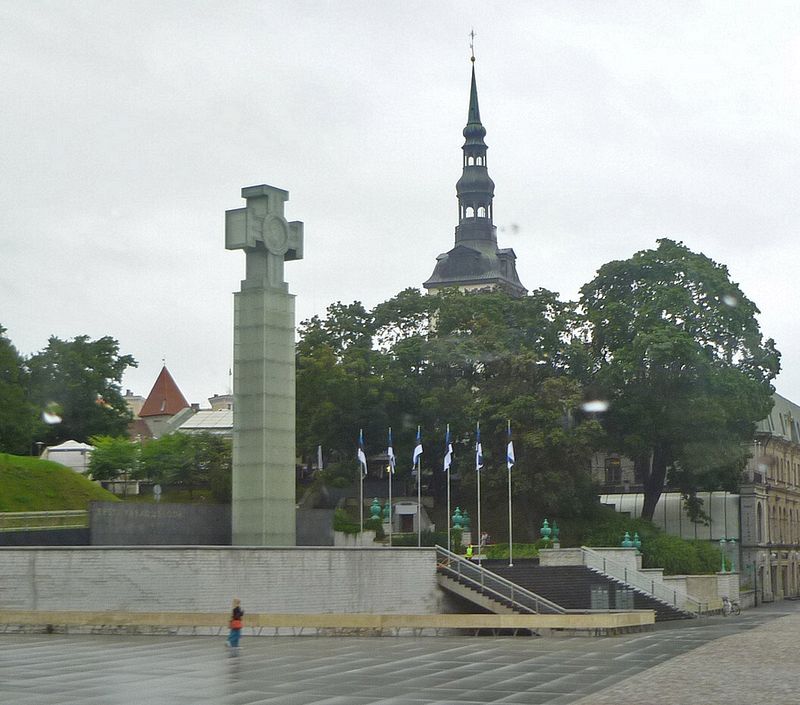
left=225, top=184, right=304, bottom=545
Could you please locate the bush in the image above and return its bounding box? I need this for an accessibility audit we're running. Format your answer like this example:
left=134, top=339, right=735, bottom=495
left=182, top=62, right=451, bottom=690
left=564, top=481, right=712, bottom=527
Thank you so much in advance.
left=640, top=534, right=721, bottom=575
left=364, top=517, right=385, bottom=540
left=570, top=506, right=658, bottom=548
left=483, top=543, right=539, bottom=559
left=333, top=508, right=360, bottom=535
left=390, top=529, right=459, bottom=547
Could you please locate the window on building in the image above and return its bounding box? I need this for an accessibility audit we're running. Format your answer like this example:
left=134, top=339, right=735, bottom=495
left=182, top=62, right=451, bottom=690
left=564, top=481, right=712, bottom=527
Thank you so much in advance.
left=605, top=457, right=622, bottom=485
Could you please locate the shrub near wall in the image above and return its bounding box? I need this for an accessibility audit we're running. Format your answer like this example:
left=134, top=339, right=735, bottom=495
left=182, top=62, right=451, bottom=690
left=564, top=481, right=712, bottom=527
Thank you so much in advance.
left=640, top=534, right=721, bottom=575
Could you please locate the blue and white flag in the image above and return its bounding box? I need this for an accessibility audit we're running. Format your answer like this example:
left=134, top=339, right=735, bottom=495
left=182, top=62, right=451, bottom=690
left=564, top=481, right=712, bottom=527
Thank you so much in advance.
left=443, top=425, right=453, bottom=473
left=506, top=421, right=515, bottom=472
left=475, top=423, right=483, bottom=472
left=412, top=426, right=423, bottom=467
left=357, top=429, right=368, bottom=477
left=387, top=428, right=396, bottom=474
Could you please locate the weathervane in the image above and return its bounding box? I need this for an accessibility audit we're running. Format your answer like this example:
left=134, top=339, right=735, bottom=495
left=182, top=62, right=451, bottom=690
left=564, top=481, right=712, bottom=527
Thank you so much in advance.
left=469, top=29, right=476, bottom=63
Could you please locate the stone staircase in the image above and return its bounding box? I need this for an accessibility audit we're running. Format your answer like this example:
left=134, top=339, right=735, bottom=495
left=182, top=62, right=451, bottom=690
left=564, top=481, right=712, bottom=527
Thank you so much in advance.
left=481, top=560, right=693, bottom=621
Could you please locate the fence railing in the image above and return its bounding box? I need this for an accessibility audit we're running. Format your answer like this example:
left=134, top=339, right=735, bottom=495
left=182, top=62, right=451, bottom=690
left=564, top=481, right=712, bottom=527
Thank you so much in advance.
left=0, top=511, right=88, bottom=532
left=581, top=546, right=709, bottom=615
left=435, top=545, right=566, bottom=615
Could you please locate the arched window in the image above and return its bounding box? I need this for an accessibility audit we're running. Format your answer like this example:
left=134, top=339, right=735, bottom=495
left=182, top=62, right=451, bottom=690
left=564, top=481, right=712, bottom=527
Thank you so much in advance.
left=466, top=206, right=475, bottom=218
left=477, top=206, right=486, bottom=218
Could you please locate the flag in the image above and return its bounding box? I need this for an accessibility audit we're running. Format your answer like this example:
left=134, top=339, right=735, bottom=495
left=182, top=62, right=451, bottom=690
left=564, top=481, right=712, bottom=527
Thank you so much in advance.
left=412, top=426, right=423, bottom=467
left=475, top=423, right=483, bottom=472
left=387, top=428, right=396, bottom=474
left=357, top=429, right=368, bottom=477
left=443, top=425, right=453, bottom=472
left=506, top=421, right=515, bottom=472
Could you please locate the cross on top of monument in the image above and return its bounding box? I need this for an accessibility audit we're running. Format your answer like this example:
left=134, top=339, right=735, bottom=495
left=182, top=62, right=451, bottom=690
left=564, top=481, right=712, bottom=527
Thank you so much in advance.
left=225, top=184, right=304, bottom=291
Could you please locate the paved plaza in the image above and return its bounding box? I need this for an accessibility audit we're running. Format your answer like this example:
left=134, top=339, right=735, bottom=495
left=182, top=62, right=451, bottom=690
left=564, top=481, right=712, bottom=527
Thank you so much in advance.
left=1, top=604, right=799, bottom=705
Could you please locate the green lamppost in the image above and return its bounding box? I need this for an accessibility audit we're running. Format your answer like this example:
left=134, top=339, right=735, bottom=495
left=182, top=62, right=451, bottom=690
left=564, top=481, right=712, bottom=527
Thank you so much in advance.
left=452, top=507, right=463, bottom=529
left=540, top=519, right=551, bottom=543
left=462, top=510, right=471, bottom=532
left=370, top=498, right=381, bottom=521
left=728, top=538, right=737, bottom=572
left=633, top=532, right=642, bottom=551
left=621, top=531, right=633, bottom=548
left=719, top=538, right=727, bottom=573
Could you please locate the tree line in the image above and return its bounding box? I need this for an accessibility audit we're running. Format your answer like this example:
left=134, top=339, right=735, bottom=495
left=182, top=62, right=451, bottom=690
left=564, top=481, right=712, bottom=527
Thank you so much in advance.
left=296, top=239, right=779, bottom=524
left=0, top=331, right=135, bottom=454
left=1, top=239, right=780, bottom=524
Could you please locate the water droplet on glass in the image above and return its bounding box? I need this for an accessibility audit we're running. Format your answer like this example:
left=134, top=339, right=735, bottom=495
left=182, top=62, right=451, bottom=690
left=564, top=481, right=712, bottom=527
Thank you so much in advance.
left=581, top=400, right=610, bottom=413
left=722, top=294, right=738, bottom=307
left=42, top=402, right=62, bottom=425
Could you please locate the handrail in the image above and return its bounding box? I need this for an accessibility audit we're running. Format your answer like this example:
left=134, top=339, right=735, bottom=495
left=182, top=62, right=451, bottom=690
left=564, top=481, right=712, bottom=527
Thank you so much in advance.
left=580, top=546, right=708, bottom=615
left=0, top=510, right=88, bottom=532
left=435, top=545, right=566, bottom=615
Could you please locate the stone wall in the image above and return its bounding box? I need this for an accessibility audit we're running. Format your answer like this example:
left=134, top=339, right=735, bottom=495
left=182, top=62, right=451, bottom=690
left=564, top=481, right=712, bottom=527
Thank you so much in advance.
left=90, top=502, right=231, bottom=545
left=0, top=547, right=445, bottom=614
left=0, top=529, right=89, bottom=546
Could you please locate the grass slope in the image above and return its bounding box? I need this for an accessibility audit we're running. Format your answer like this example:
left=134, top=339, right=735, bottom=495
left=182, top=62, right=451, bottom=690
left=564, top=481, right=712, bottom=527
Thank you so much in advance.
left=0, top=453, right=119, bottom=512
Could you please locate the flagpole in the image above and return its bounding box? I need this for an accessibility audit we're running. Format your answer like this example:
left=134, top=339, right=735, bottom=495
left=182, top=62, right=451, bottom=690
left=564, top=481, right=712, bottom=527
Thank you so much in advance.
left=508, top=420, right=513, bottom=568
left=388, top=427, right=393, bottom=547
left=358, top=428, right=364, bottom=540
left=476, top=421, right=482, bottom=566
left=417, top=425, right=422, bottom=548
left=359, top=428, right=364, bottom=536
left=446, top=424, right=451, bottom=554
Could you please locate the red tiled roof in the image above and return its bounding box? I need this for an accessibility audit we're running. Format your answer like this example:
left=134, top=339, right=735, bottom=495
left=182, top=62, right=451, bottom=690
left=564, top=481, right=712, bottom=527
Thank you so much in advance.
left=138, top=366, right=190, bottom=417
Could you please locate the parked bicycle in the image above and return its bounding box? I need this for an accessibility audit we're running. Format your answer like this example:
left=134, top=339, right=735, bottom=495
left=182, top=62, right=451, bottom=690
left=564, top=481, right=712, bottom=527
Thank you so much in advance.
left=721, top=595, right=741, bottom=616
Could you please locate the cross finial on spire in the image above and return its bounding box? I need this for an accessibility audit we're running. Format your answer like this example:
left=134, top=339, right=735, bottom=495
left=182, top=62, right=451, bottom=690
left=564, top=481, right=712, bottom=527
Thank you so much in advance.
left=469, top=29, right=476, bottom=63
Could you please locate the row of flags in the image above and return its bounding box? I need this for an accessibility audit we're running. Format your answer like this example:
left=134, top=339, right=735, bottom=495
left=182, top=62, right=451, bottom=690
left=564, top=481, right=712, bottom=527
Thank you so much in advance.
left=355, top=424, right=516, bottom=477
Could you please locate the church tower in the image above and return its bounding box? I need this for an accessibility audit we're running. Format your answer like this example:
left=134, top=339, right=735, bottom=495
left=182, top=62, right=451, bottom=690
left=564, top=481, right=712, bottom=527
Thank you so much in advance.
left=423, top=53, right=527, bottom=297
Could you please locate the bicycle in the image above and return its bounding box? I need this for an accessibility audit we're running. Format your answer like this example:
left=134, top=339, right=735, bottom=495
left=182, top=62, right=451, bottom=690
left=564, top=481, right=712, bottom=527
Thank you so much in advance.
left=721, top=596, right=741, bottom=616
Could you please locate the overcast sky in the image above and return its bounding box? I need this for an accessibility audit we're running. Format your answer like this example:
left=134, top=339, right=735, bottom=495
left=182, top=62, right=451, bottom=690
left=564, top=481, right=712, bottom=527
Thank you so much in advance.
left=2, top=1, right=799, bottom=407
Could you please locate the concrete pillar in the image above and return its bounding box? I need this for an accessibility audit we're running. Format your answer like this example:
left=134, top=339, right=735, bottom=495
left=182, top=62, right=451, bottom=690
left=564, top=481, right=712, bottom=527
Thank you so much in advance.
left=226, top=184, right=304, bottom=546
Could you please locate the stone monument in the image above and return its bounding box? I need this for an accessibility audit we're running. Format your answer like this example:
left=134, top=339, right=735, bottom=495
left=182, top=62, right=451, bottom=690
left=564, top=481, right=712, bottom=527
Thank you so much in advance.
left=225, top=184, right=304, bottom=545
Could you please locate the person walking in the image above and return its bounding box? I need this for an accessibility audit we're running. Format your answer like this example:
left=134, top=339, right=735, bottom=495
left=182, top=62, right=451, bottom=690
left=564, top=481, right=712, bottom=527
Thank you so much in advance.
left=227, top=598, right=244, bottom=648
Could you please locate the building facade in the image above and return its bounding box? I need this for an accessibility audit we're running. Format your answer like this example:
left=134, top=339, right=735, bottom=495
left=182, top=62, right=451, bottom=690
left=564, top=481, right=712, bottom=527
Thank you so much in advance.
left=594, top=392, right=800, bottom=603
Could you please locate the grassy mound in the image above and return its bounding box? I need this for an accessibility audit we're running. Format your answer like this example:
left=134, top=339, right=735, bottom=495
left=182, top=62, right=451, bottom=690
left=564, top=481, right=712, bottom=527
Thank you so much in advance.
left=0, top=453, right=119, bottom=511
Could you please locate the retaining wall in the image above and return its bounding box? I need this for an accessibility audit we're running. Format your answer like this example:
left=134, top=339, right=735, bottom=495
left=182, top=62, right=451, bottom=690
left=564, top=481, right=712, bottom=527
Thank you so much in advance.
left=0, top=547, right=445, bottom=614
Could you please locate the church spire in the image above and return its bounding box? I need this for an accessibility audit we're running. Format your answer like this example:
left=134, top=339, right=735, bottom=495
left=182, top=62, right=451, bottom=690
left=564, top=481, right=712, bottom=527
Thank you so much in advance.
left=423, top=43, right=527, bottom=298
left=456, top=57, right=494, bottom=244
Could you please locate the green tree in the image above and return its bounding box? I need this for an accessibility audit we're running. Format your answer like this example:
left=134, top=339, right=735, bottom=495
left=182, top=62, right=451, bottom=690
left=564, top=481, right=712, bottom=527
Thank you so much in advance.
left=139, top=432, right=230, bottom=499
left=423, top=289, right=601, bottom=536
left=296, top=287, right=602, bottom=537
left=580, top=239, right=780, bottom=520
left=193, top=433, right=232, bottom=502
left=139, top=432, right=189, bottom=484
left=27, top=335, right=137, bottom=445
left=0, top=325, right=37, bottom=454
left=88, top=435, right=139, bottom=484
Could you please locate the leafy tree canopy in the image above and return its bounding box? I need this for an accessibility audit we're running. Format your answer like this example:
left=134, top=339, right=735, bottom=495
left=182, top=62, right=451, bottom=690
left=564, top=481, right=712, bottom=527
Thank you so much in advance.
left=0, top=325, right=37, bottom=455
left=27, top=335, right=137, bottom=445
left=297, top=287, right=602, bottom=536
left=580, top=239, right=780, bottom=519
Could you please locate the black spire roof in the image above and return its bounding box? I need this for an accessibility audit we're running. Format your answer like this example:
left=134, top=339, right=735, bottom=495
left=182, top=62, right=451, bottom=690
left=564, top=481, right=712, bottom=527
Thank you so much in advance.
left=423, top=58, right=527, bottom=297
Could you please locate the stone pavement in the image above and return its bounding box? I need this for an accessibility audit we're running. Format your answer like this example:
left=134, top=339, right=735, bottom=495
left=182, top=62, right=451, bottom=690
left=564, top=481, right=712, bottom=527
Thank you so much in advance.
left=0, top=603, right=798, bottom=705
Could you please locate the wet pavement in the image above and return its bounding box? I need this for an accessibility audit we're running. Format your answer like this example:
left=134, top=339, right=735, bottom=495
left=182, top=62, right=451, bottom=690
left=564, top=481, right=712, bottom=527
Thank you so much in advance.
left=1, top=603, right=797, bottom=704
